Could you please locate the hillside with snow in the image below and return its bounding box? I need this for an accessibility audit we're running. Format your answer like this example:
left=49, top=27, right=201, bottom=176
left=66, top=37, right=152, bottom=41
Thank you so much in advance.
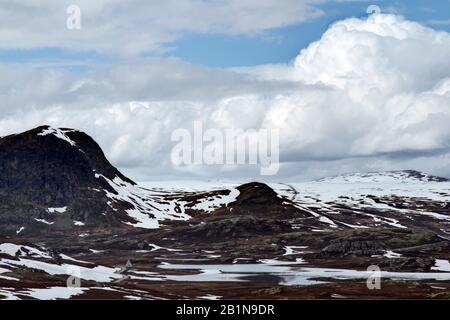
left=1, top=126, right=450, bottom=300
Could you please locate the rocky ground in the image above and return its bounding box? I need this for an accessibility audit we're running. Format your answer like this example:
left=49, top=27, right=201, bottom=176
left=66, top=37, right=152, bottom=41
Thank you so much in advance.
left=1, top=221, right=450, bottom=299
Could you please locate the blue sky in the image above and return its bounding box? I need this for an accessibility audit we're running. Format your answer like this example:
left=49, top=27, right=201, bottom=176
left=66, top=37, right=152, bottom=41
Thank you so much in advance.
left=0, top=0, right=448, bottom=70
left=173, top=0, right=450, bottom=67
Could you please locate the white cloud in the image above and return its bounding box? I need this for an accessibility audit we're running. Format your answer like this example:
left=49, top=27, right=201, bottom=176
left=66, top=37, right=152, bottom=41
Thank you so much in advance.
left=237, top=14, right=450, bottom=161
left=0, top=0, right=327, bottom=55
left=1, top=14, right=450, bottom=180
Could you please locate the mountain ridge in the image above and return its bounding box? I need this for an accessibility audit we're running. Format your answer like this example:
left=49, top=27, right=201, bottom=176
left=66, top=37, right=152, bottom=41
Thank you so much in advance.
left=314, top=170, right=450, bottom=183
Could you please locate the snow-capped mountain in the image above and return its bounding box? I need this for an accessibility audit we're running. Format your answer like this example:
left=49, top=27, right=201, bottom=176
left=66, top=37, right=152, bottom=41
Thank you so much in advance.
left=0, top=125, right=161, bottom=234
left=315, top=170, right=449, bottom=183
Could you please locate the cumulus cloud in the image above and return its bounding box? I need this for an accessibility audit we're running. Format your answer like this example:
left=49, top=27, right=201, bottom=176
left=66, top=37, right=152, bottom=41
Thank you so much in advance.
left=236, top=14, right=450, bottom=165
left=1, top=13, right=450, bottom=181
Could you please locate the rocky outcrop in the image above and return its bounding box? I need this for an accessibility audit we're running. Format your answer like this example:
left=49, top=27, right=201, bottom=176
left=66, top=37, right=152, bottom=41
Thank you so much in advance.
left=216, top=182, right=310, bottom=219
left=379, top=257, right=435, bottom=272
left=233, top=182, right=284, bottom=206
left=321, top=239, right=386, bottom=256
left=187, top=216, right=292, bottom=239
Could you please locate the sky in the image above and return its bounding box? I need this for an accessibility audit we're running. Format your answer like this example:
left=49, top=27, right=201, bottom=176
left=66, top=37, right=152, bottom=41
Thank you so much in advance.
left=0, top=0, right=450, bottom=181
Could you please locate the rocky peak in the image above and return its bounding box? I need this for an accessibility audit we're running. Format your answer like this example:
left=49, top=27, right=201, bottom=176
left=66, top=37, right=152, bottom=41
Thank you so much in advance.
left=233, top=182, right=284, bottom=206
left=0, top=125, right=133, bottom=205
left=0, top=125, right=137, bottom=235
left=218, top=182, right=307, bottom=219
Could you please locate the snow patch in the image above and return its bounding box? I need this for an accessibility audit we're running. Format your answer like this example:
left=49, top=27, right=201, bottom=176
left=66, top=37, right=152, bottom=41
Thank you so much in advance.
left=2, top=258, right=122, bottom=282
left=283, top=246, right=308, bottom=256
left=38, top=127, right=76, bottom=146
left=24, top=287, right=87, bottom=300
left=383, top=250, right=402, bottom=259
left=189, top=188, right=240, bottom=213
left=432, top=259, right=450, bottom=272
left=0, top=243, right=52, bottom=259
left=95, top=174, right=191, bottom=229
left=48, top=207, right=67, bottom=213
left=198, top=294, right=221, bottom=300
left=34, top=218, right=54, bottom=225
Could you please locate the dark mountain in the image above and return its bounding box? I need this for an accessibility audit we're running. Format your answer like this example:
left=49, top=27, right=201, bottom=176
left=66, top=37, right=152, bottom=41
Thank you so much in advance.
left=218, top=182, right=309, bottom=219
left=0, top=125, right=137, bottom=235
